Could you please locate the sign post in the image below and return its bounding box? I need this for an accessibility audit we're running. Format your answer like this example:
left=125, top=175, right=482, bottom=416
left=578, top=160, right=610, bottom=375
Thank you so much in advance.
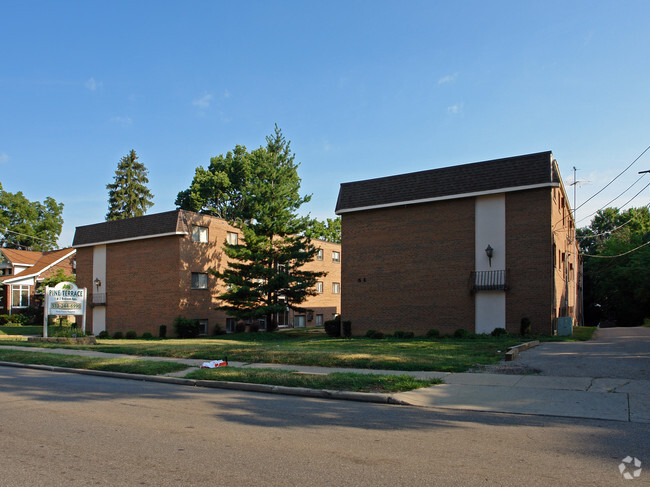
left=43, top=282, right=87, bottom=338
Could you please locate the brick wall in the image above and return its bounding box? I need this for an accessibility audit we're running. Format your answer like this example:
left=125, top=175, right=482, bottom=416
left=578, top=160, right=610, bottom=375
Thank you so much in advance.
left=105, top=236, right=182, bottom=335
left=75, top=211, right=341, bottom=336
left=505, top=189, right=554, bottom=334
left=341, top=198, right=476, bottom=336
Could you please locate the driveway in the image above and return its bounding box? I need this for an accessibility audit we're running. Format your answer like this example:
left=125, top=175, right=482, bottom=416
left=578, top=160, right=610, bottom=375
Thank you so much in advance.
left=491, top=327, right=650, bottom=380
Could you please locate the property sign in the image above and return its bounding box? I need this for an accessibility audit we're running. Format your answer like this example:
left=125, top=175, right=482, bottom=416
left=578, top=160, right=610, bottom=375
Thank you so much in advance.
left=47, top=282, right=86, bottom=315
left=43, top=281, right=87, bottom=338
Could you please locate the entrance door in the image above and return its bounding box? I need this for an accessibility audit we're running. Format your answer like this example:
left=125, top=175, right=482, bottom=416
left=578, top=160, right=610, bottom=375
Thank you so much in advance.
left=92, top=307, right=106, bottom=335
left=294, top=315, right=306, bottom=328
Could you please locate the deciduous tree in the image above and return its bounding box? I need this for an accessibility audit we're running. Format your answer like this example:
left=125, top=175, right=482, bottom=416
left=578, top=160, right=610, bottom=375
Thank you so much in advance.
left=0, top=183, right=64, bottom=250
left=579, top=206, right=650, bottom=325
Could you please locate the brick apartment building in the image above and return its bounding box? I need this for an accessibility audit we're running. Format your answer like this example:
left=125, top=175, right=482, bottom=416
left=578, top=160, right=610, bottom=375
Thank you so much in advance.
left=335, top=151, right=581, bottom=336
left=0, top=248, right=77, bottom=315
left=72, top=210, right=341, bottom=336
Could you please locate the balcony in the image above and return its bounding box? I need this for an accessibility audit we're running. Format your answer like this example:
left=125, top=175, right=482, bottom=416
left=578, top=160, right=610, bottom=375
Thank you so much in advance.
left=91, top=293, right=106, bottom=306
left=470, top=270, right=509, bottom=292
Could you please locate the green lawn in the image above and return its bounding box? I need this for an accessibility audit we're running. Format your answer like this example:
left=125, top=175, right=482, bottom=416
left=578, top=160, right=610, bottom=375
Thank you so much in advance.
left=0, top=349, right=188, bottom=375
left=0, top=327, right=597, bottom=373
left=188, top=367, right=441, bottom=393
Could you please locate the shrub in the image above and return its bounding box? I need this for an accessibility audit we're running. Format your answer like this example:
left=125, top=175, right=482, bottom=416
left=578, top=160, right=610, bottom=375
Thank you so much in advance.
left=520, top=317, right=531, bottom=335
left=141, top=332, right=153, bottom=339
left=21, top=306, right=43, bottom=324
left=324, top=316, right=341, bottom=337
left=125, top=330, right=137, bottom=339
left=266, top=320, right=278, bottom=333
left=173, top=316, right=201, bottom=338
left=113, top=331, right=124, bottom=339
left=248, top=322, right=260, bottom=333
left=235, top=322, right=247, bottom=333
left=213, top=324, right=226, bottom=335
left=370, top=330, right=385, bottom=339
left=0, top=314, right=29, bottom=326
left=365, top=329, right=377, bottom=338
left=393, top=330, right=414, bottom=339
left=52, top=326, right=86, bottom=338
left=97, top=330, right=109, bottom=339
left=453, top=328, right=471, bottom=339
left=159, top=325, right=167, bottom=338
left=490, top=327, right=508, bottom=337
left=342, top=320, right=352, bottom=338
left=425, top=329, right=440, bottom=338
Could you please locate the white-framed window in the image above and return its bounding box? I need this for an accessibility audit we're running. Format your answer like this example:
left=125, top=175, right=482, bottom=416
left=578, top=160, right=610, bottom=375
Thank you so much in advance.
left=332, top=282, right=340, bottom=294
left=332, top=251, right=340, bottom=263
left=316, top=281, right=323, bottom=293
left=316, top=314, right=323, bottom=326
left=12, top=285, right=30, bottom=308
left=198, top=319, right=208, bottom=335
left=227, top=232, right=238, bottom=245
left=226, top=318, right=236, bottom=333
left=191, top=272, right=208, bottom=289
left=192, top=226, right=208, bottom=243
left=316, top=249, right=323, bottom=261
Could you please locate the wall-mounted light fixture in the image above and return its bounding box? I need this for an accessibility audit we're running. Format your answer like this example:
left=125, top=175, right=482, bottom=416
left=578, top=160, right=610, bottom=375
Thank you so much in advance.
left=94, top=278, right=102, bottom=288
left=485, top=245, right=494, bottom=267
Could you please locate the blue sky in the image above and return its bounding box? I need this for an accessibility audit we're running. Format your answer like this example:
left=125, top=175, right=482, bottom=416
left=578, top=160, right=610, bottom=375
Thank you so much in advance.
left=1, top=0, right=649, bottom=247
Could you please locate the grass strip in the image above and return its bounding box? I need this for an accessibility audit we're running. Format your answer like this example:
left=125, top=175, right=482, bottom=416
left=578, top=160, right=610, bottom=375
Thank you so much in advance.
left=0, top=326, right=599, bottom=373
left=187, top=367, right=442, bottom=393
left=0, top=349, right=189, bottom=375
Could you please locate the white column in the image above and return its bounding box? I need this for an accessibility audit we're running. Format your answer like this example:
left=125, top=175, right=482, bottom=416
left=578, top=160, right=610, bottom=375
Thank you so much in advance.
left=475, top=195, right=506, bottom=334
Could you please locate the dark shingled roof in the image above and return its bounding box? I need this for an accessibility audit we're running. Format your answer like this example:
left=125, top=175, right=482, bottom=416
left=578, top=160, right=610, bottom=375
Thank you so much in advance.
left=73, top=210, right=189, bottom=247
left=335, top=151, right=558, bottom=213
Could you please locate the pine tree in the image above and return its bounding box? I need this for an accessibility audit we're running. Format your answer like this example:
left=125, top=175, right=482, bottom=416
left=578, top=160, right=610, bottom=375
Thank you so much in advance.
left=106, top=150, right=154, bottom=221
left=212, top=126, right=324, bottom=330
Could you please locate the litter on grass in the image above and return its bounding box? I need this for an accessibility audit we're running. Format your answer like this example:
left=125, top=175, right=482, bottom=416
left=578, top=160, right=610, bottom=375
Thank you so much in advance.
left=201, top=358, right=228, bottom=368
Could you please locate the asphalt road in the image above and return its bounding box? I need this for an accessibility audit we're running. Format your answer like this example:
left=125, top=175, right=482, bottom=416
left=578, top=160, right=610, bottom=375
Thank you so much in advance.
left=1, top=366, right=647, bottom=486
left=496, top=327, right=650, bottom=380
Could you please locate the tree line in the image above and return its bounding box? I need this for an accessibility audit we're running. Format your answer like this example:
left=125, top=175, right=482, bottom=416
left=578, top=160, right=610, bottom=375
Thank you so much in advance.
left=0, top=126, right=340, bottom=328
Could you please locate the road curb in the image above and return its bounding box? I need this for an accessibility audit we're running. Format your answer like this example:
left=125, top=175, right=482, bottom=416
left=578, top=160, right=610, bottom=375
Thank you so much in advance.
left=505, top=340, right=540, bottom=361
left=0, top=360, right=410, bottom=405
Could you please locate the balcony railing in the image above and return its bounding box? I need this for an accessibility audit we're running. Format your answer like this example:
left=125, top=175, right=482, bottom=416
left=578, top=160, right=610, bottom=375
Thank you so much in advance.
left=470, top=270, right=508, bottom=292
left=91, top=293, right=106, bottom=305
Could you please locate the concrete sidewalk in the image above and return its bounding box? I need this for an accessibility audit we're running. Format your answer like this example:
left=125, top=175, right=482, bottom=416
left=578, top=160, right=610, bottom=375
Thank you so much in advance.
left=2, top=345, right=648, bottom=423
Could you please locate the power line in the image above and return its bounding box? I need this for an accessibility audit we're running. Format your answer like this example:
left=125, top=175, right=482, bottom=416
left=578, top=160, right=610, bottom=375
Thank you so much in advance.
left=577, top=176, right=650, bottom=223
left=575, top=144, right=650, bottom=211
left=581, top=239, right=650, bottom=258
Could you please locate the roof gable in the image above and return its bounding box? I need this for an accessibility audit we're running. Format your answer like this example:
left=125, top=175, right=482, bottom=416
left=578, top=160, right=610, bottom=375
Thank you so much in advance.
left=336, top=151, right=557, bottom=214
left=0, top=248, right=44, bottom=266
left=0, top=248, right=76, bottom=284
left=73, top=210, right=190, bottom=247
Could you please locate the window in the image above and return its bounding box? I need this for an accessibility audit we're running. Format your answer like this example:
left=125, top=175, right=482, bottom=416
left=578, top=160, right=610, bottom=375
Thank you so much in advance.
left=316, top=314, right=323, bottom=327
left=316, top=249, right=323, bottom=261
left=227, top=232, right=238, bottom=245
left=198, top=319, right=208, bottom=335
left=191, top=272, right=208, bottom=289
left=316, top=281, right=323, bottom=293
left=332, top=282, right=340, bottom=294
left=332, top=251, right=340, bottom=263
left=192, top=226, right=208, bottom=243
left=12, top=285, right=30, bottom=308
left=226, top=318, right=236, bottom=333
